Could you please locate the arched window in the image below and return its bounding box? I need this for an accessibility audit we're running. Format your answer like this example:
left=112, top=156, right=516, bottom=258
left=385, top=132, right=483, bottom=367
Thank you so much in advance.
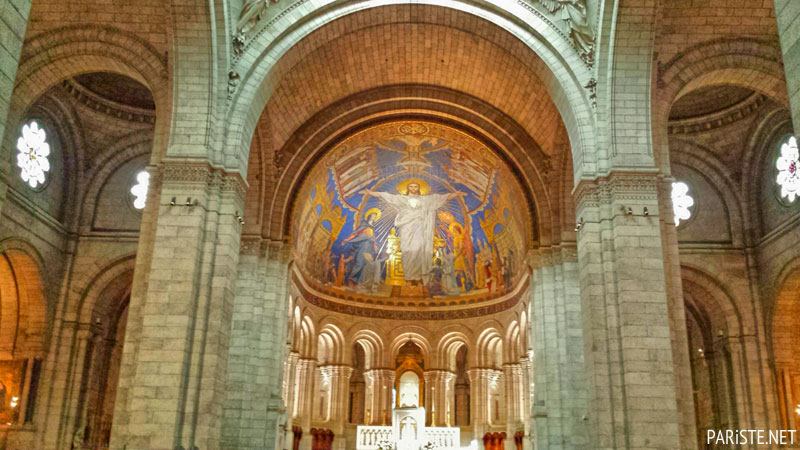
left=776, top=136, right=799, bottom=203
left=671, top=181, right=694, bottom=226
left=130, top=170, right=150, bottom=209
left=15, top=121, right=51, bottom=189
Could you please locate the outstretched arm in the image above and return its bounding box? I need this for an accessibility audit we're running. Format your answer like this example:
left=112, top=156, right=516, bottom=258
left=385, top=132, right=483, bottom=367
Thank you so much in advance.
left=447, top=191, right=466, bottom=200
left=363, top=189, right=406, bottom=208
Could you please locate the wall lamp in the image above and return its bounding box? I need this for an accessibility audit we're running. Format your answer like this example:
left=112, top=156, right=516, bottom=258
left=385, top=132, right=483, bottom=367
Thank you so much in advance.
left=623, top=206, right=652, bottom=217
left=574, top=217, right=584, bottom=232
left=168, top=196, right=198, bottom=207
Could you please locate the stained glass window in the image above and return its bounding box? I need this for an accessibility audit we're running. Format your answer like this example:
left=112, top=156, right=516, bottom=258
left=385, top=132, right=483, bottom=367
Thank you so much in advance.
left=776, top=136, right=799, bottom=203
left=131, top=170, right=149, bottom=209
left=15, top=121, right=51, bottom=189
left=672, top=181, right=694, bottom=226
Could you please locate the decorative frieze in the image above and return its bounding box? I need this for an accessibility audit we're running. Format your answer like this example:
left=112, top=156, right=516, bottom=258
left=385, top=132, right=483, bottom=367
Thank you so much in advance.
left=239, top=236, right=289, bottom=258
left=573, top=172, right=661, bottom=209
left=293, top=270, right=528, bottom=320
left=528, top=246, right=578, bottom=270
left=161, top=162, right=248, bottom=204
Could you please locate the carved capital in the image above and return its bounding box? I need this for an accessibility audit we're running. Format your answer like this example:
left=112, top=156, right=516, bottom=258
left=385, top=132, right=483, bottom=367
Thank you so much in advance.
left=161, top=162, right=248, bottom=204
left=573, top=171, right=660, bottom=210
left=528, top=245, right=578, bottom=269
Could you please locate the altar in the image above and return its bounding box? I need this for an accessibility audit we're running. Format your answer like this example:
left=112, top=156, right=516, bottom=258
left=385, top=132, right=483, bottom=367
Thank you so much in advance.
left=355, top=406, right=460, bottom=450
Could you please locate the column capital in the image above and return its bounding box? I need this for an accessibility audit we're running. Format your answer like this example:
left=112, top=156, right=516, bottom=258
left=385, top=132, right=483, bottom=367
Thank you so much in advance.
left=160, top=161, right=248, bottom=204
left=239, top=236, right=290, bottom=258
left=317, top=364, right=354, bottom=377
left=573, top=171, right=661, bottom=211
left=364, top=368, right=395, bottom=390
left=467, top=368, right=503, bottom=383
left=424, top=369, right=455, bottom=382
left=528, top=246, right=578, bottom=269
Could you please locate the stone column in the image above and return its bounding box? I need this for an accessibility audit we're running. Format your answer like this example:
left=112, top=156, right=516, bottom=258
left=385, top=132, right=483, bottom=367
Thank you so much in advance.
left=455, top=380, right=470, bottom=427
left=424, top=370, right=455, bottom=426
left=529, top=247, right=589, bottom=450
left=284, top=350, right=300, bottom=416
left=503, top=363, right=524, bottom=433
left=321, top=365, right=353, bottom=449
left=574, top=172, right=684, bottom=450
left=657, top=177, right=699, bottom=446
left=775, top=0, right=800, bottom=134
left=468, top=368, right=502, bottom=438
left=222, top=239, right=290, bottom=448
left=295, top=358, right=316, bottom=450
left=443, top=371, right=456, bottom=427
left=364, top=369, right=394, bottom=425
left=109, top=163, right=247, bottom=450
left=520, top=355, right=533, bottom=450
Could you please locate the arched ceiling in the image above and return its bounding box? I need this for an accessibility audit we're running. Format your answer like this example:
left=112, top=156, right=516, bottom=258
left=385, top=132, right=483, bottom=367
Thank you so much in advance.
left=255, top=6, right=568, bottom=157
left=72, top=72, right=155, bottom=110
left=669, top=85, right=755, bottom=120
left=292, top=120, right=530, bottom=310
left=245, top=4, right=574, bottom=246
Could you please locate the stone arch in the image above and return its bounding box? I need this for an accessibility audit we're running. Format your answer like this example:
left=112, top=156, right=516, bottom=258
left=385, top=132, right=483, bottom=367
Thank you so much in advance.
left=73, top=255, right=137, bottom=325
left=669, top=139, right=746, bottom=245
left=770, top=260, right=800, bottom=430
left=769, top=258, right=800, bottom=364
left=0, top=239, right=48, bottom=356
left=655, top=38, right=788, bottom=172
left=435, top=330, right=471, bottom=372
left=317, top=322, right=346, bottom=365
left=389, top=330, right=432, bottom=364
left=298, top=315, right=316, bottom=358
left=740, top=108, right=795, bottom=241
left=350, top=328, right=385, bottom=371
left=77, top=131, right=153, bottom=233
left=681, top=265, right=746, bottom=438
left=82, top=264, right=133, bottom=450
left=263, top=85, right=557, bottom=246
left=4, top=25, right=169, bottom=169
left=504, top=320, right=522, bottom=364
left=680, top=265, right=743, bottom=341
left=476, top=326, right=504, bottom=369
left=224, top=1, right=595, bottom=183
left=21, top=89, right=86, bottom=227
left=519, top=308, right=529, bottom=353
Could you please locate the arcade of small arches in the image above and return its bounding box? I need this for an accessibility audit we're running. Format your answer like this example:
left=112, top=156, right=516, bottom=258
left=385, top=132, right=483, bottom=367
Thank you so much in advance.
left=282, top=302, right=531, bottom=448
left=0, top=1, right=799, bottom=450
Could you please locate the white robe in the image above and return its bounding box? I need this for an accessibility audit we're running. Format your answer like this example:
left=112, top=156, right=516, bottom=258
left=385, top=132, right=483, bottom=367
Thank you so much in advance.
left=374, top=192, right=450, bottom=281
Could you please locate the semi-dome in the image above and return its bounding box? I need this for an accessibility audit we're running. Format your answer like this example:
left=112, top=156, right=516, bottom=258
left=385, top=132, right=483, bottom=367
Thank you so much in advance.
left=292, top=120, right=532, bottom=313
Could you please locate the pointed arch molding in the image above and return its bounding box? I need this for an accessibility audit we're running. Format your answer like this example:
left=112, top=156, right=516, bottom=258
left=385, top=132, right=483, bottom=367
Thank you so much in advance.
left=224, top=1, right=595, bottom=182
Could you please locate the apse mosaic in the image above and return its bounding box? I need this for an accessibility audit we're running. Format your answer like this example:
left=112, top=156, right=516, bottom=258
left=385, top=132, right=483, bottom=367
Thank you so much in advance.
left=293, top=121, right=531, bottom=299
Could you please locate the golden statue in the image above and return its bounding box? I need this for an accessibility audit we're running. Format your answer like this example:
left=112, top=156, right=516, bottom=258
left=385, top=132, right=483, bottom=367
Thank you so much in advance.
left=385, top=228, right=405, bottom=286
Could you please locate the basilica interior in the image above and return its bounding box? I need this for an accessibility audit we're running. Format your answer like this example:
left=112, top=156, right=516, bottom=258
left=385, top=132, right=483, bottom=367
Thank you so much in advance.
left=0, top=0, right=799, bottom=449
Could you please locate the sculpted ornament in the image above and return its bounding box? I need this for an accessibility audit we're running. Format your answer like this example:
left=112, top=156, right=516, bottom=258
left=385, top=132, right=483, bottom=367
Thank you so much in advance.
left=237, top=0, right=279, bottom=33
left=533, top=0, right=596, bottom=65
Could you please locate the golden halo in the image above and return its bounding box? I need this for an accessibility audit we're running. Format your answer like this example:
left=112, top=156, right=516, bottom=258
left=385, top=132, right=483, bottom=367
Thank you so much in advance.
left=396, top=178, right=430, bottom=195
left=449, top=222, right=464, bottom=235
left=364, top=208, right=381, bottom=221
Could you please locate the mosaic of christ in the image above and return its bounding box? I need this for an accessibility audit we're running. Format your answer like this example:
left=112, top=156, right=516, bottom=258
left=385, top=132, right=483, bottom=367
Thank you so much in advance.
left=293, top=121, right=532, bottom=299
